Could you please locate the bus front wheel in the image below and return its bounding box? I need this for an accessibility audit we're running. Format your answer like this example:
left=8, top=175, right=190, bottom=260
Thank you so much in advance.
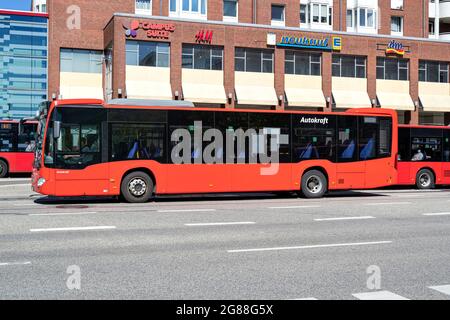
left=0, top=160, right=8, bottom=178
left=120, top=171, right=154, bottom=203
left=300, top=170, right=328, bottom=198
left=416, top=169, right=435, bottom=190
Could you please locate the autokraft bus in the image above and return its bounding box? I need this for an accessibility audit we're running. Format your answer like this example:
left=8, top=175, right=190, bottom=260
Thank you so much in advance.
left=397, top=125, right=450, bottom=189
left=32, top=99, right=398, bottom=202
left=0, top=119, right=38, bottom=178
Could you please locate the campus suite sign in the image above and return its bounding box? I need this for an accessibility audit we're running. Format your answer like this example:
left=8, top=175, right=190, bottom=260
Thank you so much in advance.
left=277, top=35, right=342, bottom=51
left=123, top=20, right=175, bottom=39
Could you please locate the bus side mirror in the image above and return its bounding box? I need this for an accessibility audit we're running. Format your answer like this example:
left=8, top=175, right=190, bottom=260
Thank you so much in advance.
left=53, top=121, right=61, bottom=139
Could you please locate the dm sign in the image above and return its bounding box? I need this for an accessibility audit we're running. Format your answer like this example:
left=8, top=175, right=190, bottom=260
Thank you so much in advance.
left=386, top=40, right=405, bottom=56
left=277, top=36, right=342, bottom=51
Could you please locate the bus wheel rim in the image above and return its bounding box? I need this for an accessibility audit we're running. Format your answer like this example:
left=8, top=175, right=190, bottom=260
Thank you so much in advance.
left=419, top=173, right=430, bottom=187
left=306, top=176, right=322, bottom=194
left=128, top=178, right=147, bottom=197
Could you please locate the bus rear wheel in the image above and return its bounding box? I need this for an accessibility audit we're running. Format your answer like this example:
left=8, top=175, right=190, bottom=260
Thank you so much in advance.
left=0, top=160, right=8, bottom=178
left=416, top=169, right=435, bottom=190
left=120, top=171, right=154, bottom=203
left=300, top=170, right=328, bottom=198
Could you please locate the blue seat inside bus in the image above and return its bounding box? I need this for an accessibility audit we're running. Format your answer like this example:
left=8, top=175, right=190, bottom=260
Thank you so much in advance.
left=341, top=140, right=355, bottom=159
left=360, top=138, right=375, bottom=160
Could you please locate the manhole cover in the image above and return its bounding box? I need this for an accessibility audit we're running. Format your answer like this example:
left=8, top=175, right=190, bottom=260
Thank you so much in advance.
left=55, top=205, right=89, bottom=209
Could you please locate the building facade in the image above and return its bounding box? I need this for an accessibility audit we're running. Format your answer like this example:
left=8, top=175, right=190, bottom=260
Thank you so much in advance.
left=47, top=0, right=450, bottom=125
left=0, top=10, right=48, bottom=120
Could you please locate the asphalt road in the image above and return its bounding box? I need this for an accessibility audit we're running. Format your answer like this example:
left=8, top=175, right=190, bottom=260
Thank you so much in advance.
left=0, top=179, right=449, bottom=300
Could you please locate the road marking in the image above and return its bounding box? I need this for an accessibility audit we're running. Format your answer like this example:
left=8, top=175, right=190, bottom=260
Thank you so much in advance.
left=227, top=240, right=392, bottom=253
left=0, top=261, right=31, bottom=267
left=352, top=291, right=409, bottom=300
left=0, top=184, right=30, bottom=187
left=423, top=212, right=450, bottom=216
left=30, top=226, right=116, bottom=232
left=185, top=221, right=256, bottom=227
left=365, top=202, right=411, bottom=206
left=268, top=205, right=320, bottom=209
left=157, top=209, right=216, bottom=213
left=314, top=216, right=375, bottom=222
left=14, top=203, right=39, bottom=206
left=429, top=285, right=450, bottom=296
left=290, top=298, right=318, bottom=300
left=29, top=212, right=97, bottom=216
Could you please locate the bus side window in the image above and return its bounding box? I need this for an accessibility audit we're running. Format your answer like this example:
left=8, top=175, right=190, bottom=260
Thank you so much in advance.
left=445, top=130, right=450, bottom=162
left=337, top=116, right=357, bottom=162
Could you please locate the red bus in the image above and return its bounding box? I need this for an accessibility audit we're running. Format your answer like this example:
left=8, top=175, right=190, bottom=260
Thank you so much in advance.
left=32, top=99, right=398, bottom=202
left=397, top=125, right=450, bottom=189
left=0, top=119, right=37, bottom=178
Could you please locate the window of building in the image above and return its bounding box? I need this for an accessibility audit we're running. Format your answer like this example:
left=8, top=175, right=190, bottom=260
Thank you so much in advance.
left=170, top=0, right=207, bottom=18
left=332, top=55, right=366, bottom=78
left=135, top=0, right=152, bottom=14
left=285, top=51, right=321, bottom=76
left=391, top=0, right=403, bottom=10
left=429, top=20, right=435, bottom=35
left=60, top=49, right=102, bottom=73
left=300, top=3, right=332, bottom=27
left=182, top=44, right=223, bottom=70
left=235, top=48, right=274, bottom=73
left=359, top=8, right=376, bottom=28
left=391, top=16, right=403, bottom=35
left=346, top=9, right=353, bottom=28
left=223, top=0, right=238, bottom=21
left=271, top=4, right=285, bottom=26
left=300, top=4, right=309, bottom=24
left=126, top=41, right=170, bottom=67
left=376, top=57, right=409, bottom=81
left=419, top=60, right=449, bottom=83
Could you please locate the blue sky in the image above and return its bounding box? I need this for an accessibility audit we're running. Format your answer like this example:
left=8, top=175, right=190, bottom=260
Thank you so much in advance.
left=0, top=0, right=31, bottom=11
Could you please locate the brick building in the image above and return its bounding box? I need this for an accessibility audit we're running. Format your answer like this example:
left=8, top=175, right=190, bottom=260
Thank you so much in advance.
left=46, top=0, right=450, bottom=125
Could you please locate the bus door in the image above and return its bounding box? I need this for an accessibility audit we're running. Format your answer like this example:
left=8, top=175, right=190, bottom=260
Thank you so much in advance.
left=397, top=127, right=412, bottom=184
left=336, top=116, right=365, bottom=189
left=359, top=117, right=395, bottom=188
left=53, top=108, right=109, bottom=196
left=443, top=130, right=450, bottom=184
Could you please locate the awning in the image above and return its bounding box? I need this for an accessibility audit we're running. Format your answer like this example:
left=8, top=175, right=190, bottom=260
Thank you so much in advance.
left=376, top=80, right=415, bottom=111
left=419, top=82, right=450, bottom=112
left=235, top=71, right=278, bottom=106
left=285, top=88, right=325, bottom=108
left=59, top=72, right=103, bottom=99
left=126, top=66, right=172, bottom=100
left=182, top=70, right=226, bottom=104
left=332, top=77, right=371, bottom=109
left=419, top=94, right=450, bottom=112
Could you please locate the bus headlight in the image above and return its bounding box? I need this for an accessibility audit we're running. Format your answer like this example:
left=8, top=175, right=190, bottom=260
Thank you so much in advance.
left=37, top=178, right=46, bottom=187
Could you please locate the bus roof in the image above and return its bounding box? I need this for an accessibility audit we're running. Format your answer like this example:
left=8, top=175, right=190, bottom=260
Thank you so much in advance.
left=399, top=124, right=450, bottom=130
left=51, top=99, right=397, bottom=118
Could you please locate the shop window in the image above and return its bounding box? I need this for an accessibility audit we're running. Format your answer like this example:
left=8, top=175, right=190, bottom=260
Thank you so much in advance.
left=60, top=49, right=102, bottom=73
left=376, top=57, right=409, bottom=81
left=285, top=51, right=321, bottom=76
left=419, top=60, right=449, bottom=83
left=182, top=44, right=223, bottom=70
left=235, top=48, right=274, bottom=73
left=332, top=55, right=366, bottom=78
left=126, top=41, right=170, bottom=67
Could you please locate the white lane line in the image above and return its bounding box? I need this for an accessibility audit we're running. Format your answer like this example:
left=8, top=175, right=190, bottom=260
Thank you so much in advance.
left=365, top=202, right=411, bottom=206
left=423, top=212, right=450, bottom=216
left=268, top=205, right=321, bottom=209
left=0, top=184, right=30, bottom=187
left=290, top=298, right=318, bottom=300
left=314, top=216, right=375, bottom=222
left=30, top=226, right=116, bottom=232
left=185, top=221, right=256, bottom=227
left=0, top=261, right=31, bottom=267
left=157, top=209, right=216, bottom=213
left=352, top=291, right=409, bottom=300
left=228, top=240, right=392, bottom=253
left=14, top=203, right=39, bottom=206
left=29, top=212, right=97, bottom=216
left=429, top=285, right=450, bottom=296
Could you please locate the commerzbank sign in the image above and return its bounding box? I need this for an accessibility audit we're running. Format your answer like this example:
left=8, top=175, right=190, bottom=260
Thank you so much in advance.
left=276, top=35, right=342, bottom=51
